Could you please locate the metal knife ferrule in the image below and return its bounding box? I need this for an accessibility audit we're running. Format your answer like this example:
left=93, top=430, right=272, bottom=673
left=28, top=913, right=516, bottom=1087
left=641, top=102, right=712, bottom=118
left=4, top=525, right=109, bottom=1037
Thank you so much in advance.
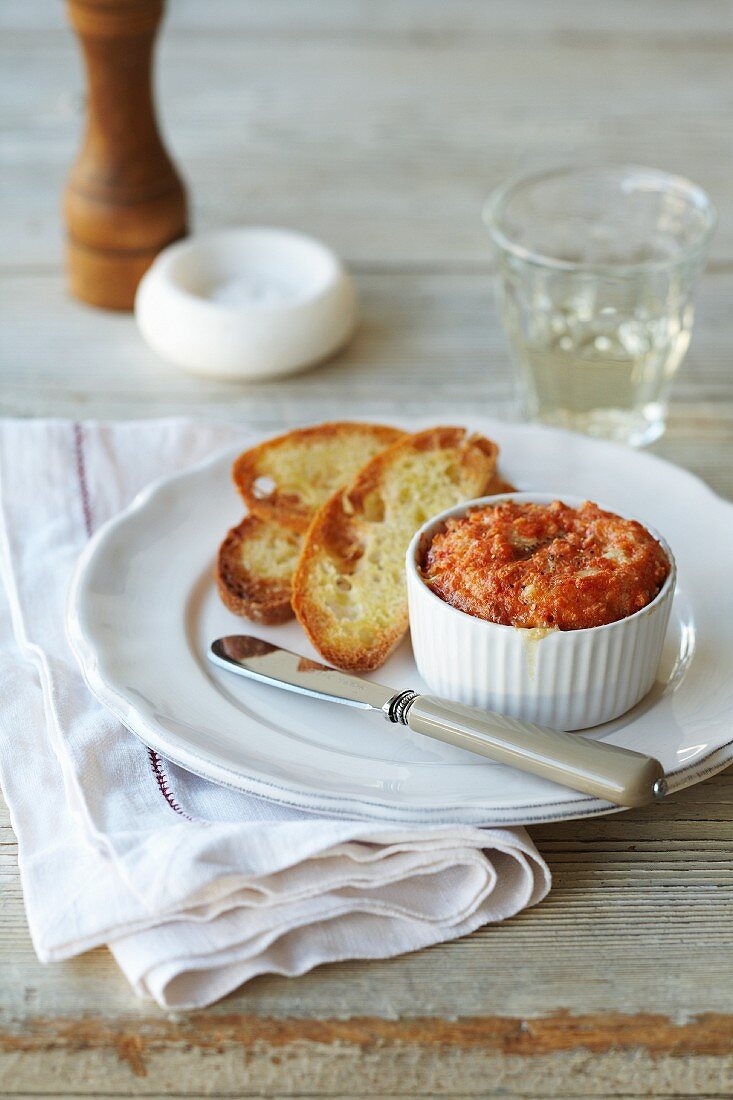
left=383, top=690, right=419, bottom=724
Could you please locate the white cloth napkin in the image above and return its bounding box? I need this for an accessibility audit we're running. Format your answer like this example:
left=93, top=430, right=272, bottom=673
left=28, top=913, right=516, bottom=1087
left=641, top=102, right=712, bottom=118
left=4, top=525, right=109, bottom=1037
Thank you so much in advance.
left=0, top=417, right=550, bottom=1009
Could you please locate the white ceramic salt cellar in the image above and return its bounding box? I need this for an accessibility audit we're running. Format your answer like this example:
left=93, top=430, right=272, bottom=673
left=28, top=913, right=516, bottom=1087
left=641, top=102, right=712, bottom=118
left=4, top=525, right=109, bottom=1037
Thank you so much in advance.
left=135, top=227, right=358, bottom=380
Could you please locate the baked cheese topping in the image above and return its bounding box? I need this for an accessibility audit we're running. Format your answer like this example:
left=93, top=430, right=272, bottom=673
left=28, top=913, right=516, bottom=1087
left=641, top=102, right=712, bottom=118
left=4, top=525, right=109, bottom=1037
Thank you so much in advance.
left=422, top=500, right=670, bottom=630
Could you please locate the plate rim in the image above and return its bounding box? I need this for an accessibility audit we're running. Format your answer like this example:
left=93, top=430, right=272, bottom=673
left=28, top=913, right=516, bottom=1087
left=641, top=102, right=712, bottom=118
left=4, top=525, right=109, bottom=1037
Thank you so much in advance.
left=66, top=419, right=733, bottom=826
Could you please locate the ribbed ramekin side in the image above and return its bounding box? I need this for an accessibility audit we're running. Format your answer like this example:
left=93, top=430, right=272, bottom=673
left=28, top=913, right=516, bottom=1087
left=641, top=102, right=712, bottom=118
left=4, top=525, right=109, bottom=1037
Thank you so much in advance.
left=407, top=551, right=675, bottom=731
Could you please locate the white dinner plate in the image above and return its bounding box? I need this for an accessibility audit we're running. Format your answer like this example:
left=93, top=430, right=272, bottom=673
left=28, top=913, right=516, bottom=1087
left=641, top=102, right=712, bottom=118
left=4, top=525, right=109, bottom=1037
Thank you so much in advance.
left=67, top=418, right=733, bottom=826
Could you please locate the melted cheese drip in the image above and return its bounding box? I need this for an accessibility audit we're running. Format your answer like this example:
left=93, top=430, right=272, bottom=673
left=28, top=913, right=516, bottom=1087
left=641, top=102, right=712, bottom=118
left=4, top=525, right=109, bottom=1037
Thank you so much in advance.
left=516, top=626, right=557, bottom=681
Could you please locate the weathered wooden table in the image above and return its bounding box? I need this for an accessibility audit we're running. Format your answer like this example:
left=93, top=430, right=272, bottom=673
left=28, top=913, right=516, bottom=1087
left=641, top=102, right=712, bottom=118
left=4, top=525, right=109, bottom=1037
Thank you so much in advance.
left=2, top=2, right=733, bottom=1095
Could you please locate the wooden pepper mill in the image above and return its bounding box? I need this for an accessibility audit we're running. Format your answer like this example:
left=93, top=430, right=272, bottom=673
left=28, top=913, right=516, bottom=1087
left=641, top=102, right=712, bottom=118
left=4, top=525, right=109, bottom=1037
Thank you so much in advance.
left=64, top=0, right=187, bottom=310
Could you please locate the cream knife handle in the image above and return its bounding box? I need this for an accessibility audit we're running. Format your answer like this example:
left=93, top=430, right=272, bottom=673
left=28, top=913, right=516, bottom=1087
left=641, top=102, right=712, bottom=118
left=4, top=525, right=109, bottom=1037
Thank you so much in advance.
left=404, top=695, right=666, bottom=808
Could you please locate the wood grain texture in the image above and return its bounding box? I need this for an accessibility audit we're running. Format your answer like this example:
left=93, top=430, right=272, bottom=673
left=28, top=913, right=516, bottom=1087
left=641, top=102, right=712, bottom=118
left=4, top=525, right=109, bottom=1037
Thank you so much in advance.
left=2, top=1007, right=733, bottom=1095
left=0, top=269, right=732, bottom=501
left=3, top=2, right=733, bottom=269
left=2, top=772, right=733, bottom=1093
left=1, top=0, right=733, bottom=1096
left=63, top=0, right=187, bottom=309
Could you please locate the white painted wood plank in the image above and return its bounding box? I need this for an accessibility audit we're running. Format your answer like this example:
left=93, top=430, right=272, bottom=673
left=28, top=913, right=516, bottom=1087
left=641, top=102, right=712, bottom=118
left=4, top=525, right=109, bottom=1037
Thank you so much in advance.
left=2, top=269, right=732, bottom=401
left=4, top=0, right=733, bottom=38
left=1, top=270, right=732, bottom=497
left=2, top=768, right=733, bottom=1025
left=1, top=21, right=732, bottom=266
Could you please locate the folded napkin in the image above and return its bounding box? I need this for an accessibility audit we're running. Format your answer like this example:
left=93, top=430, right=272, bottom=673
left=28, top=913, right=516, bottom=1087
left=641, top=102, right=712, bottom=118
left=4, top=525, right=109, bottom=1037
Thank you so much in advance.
left=0, top=418, right=550, bottom=1009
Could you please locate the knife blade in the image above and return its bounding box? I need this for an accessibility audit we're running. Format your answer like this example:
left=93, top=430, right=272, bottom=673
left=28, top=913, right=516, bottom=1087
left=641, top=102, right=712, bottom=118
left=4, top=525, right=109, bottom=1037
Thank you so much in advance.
left=208, top=635, right=667, bottom=808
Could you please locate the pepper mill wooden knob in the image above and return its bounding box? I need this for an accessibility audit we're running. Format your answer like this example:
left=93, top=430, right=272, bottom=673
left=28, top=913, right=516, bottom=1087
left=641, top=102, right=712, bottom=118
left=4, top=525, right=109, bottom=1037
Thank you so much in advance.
left=64, top=0, right=188, bottom=310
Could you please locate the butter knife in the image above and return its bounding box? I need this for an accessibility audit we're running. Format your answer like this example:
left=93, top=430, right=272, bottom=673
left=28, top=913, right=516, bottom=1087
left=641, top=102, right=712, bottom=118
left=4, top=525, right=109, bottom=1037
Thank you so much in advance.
left=208, top=635, right=667, bottom=808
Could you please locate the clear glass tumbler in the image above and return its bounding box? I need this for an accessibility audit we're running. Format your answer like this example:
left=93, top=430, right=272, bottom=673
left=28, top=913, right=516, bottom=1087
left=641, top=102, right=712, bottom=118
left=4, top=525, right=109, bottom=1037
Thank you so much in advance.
left=484, top=165, right=716, bottom=446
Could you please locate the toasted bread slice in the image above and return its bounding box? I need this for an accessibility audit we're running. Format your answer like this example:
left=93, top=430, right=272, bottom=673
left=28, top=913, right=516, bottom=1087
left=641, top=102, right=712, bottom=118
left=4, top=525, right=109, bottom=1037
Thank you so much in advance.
left=292, top=426, right=499, bottom=670
left=216, top=515, right=302, bottom=624
left=484, top=472, right=517, bottom=495
left=215, top=465, right=513, bottom=625
left=219, top=421, right=404, bottom=622
left=232, top=422, right=404, bottom=534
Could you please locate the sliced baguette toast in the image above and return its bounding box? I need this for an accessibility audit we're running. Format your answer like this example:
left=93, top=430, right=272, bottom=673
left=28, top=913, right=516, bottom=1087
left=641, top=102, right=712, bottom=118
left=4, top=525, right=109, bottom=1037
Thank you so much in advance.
left=217, top=467, right=515, bottom=625
left=232, top=422, right=404, bottom=534
left=216, top=515, right=302, bottom=624
left=484, top=473, right=517, bottom=496
left=218, top=421, right=404, bottom=622
left=292, top=426, right=499, bottom=671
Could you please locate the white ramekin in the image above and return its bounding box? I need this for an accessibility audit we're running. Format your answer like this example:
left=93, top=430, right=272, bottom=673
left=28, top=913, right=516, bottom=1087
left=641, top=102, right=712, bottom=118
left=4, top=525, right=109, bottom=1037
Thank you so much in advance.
left=406, top=493, right=676, bottom=731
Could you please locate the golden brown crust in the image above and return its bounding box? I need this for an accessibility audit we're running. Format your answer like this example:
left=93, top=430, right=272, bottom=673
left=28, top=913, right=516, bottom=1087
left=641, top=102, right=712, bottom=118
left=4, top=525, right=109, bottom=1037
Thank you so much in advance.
left=484, top=472, right=517, bottom=495
left=232, top=422, right=404, bottom=533
left=423, top=499, right=671, bottom=630
left=292, top=426, right=500, bottom=671
left=294, top=486, right=398, bottom=670
left=216, top=515, right=300, bottom=625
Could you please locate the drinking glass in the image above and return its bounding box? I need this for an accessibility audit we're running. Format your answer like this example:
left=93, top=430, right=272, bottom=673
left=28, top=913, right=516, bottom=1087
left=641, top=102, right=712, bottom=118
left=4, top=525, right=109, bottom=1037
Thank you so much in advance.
left=484, top=165, right=716, bottom=446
